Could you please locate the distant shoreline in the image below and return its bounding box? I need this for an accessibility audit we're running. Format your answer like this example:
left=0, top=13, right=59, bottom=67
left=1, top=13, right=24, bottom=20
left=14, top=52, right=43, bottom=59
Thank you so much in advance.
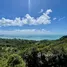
left=0, top=35, right=65, bottom=41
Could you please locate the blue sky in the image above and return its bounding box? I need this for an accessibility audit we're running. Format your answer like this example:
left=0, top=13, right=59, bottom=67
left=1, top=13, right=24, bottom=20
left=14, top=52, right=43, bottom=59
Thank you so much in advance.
left=0, top=0, right=67, bottom=35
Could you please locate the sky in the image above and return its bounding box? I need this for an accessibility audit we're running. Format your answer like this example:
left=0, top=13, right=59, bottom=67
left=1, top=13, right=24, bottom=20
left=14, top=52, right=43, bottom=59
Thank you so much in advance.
left=0, top=0, right=67, bottom=35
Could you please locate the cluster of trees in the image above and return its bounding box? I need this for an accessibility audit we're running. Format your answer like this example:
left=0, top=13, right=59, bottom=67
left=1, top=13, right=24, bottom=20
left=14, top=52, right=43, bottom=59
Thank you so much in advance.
left=0, top=36, right=67, bottom=67
left=23, top=48, right=67, bottom=67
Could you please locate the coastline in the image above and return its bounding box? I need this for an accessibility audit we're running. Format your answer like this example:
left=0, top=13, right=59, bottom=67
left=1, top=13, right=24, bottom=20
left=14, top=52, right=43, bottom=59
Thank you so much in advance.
left=0, top=34, right=65, bottom=41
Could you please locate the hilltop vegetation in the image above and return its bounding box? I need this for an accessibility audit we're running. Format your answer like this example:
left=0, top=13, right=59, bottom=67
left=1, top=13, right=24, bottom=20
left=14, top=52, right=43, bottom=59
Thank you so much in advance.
left=0, top=36, right=67, bottom=67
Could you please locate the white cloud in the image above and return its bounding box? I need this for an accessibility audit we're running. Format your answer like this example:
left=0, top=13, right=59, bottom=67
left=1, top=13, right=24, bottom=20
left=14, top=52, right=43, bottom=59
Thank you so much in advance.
left=0, top=17, right=22, bottom=26
left=0, top=29, right=51, bottom=35
left=58, top=17, right=65, bottom=21
left=45, top=9, right=52, bottom=15
left=0, top=9, right=52, bottom=26
left=53, top=18, right=57, bottom=20
left=39, top=9, right=44, bottom=13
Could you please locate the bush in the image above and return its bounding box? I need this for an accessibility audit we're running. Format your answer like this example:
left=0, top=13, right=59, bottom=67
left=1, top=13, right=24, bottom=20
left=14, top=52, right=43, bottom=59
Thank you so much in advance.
left=7, top=54, right=26, bottom=67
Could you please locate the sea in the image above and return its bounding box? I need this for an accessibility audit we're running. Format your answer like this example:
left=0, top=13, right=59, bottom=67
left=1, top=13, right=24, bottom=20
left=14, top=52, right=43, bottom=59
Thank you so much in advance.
left=0, top=34, right=64, bottom=41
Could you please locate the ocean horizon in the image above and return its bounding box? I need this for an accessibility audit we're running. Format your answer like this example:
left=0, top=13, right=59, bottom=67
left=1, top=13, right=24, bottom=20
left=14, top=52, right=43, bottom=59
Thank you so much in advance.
left=0, top=34, right=64, bottom=40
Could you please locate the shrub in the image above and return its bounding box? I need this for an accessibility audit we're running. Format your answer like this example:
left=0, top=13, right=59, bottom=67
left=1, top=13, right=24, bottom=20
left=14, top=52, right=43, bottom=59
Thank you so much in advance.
left=7, top=54, right=26, bottom=67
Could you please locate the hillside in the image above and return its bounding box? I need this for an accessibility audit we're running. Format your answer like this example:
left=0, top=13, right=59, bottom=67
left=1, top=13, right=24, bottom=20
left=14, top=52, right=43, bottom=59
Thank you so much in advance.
left=0, top=36, right=67, bottom=67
